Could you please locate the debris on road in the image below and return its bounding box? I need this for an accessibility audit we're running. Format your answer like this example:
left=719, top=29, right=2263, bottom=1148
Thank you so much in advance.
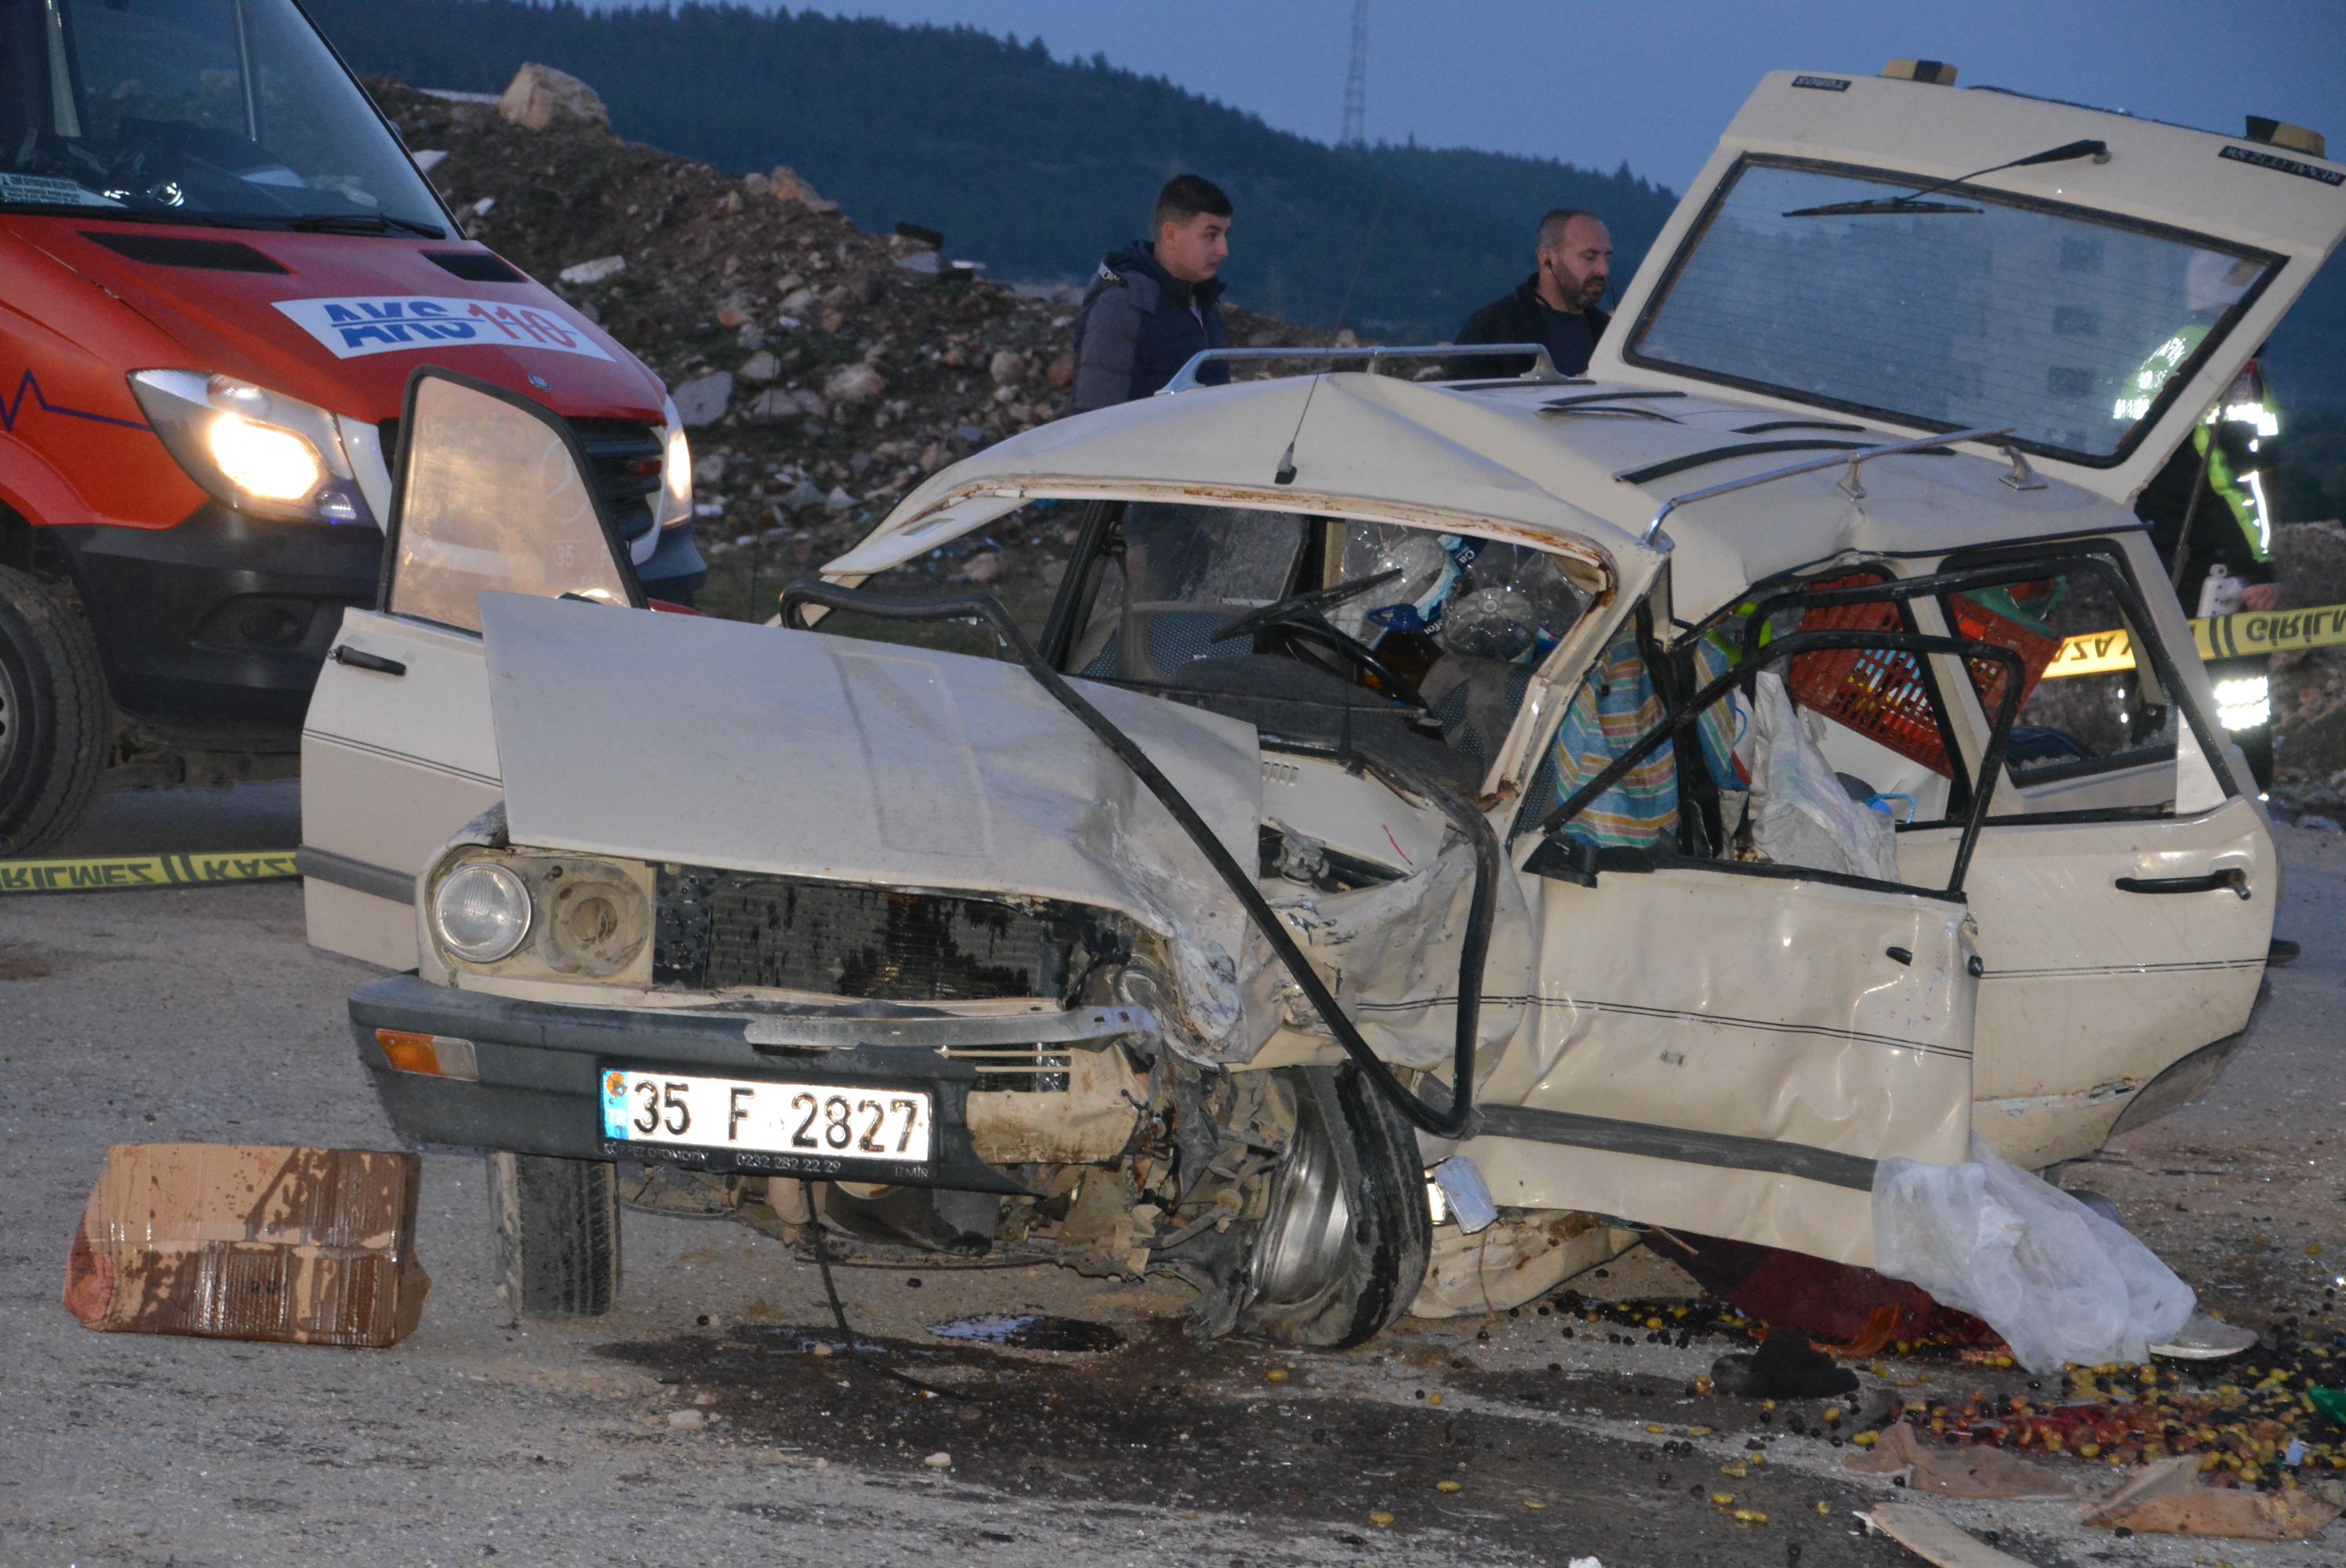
left=1862, top=1503, right=2036, bottom=1567
left=63, top=1145, right=429, bottom=1347
left=1843, top=1421, right=2073, bottom=1498
left=1711, top=1329, right=1859, bottom=1399
left=2079, top=1451, right=2344, bottom=1540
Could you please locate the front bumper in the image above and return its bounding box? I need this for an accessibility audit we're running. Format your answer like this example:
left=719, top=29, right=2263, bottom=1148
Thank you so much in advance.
left=349, top=975, right=1151, bottom=1193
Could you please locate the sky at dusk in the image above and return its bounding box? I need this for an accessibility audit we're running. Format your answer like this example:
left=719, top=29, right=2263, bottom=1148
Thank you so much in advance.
left=748, top=0, right=2345, bottom=193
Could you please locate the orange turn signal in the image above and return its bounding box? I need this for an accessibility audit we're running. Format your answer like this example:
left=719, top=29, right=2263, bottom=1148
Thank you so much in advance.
left=376, top=1029, right=480, bottom=1081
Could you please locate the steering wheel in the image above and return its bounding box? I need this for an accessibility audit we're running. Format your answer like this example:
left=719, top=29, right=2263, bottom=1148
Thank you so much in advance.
left=1210, top=568, right=1403, bottom=645
left=1207, top=570, right=1429, bottom=711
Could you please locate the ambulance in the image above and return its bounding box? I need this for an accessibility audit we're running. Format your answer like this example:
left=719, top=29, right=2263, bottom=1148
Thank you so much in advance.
left=0, top=0, right=700, bottom=853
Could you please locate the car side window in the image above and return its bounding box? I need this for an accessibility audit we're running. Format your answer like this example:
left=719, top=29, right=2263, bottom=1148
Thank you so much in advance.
left=386, top=374, right=635, bottom=633
left=811, top=500, right=1068, bottom=662
left=1937, top=563, right=2180, bottom=797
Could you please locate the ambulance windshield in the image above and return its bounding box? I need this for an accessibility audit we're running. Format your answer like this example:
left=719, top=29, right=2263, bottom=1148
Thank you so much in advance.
left=0, top=0, right=444, bottom=233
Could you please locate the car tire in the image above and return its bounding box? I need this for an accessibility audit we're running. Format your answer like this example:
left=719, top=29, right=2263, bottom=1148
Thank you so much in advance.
left=0, top=565, right=112, bottom=856
left=1239, top=1065, right=1431, bottom=1349
left=488, top=1151, right=622, bottom=1318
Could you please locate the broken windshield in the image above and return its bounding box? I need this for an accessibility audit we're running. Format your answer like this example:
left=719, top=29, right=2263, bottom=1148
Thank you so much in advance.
left=0, top=0, right=444, bottom=231
left=1625, top=157, right=2282, bottom=465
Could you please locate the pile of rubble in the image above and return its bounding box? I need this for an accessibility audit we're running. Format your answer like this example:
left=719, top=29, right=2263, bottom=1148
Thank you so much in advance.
left=369, top=67, right=1328, bottom=619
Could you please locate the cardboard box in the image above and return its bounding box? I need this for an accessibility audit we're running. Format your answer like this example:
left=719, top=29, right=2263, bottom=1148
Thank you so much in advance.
left=63, top=1145, right=430, bottom=1347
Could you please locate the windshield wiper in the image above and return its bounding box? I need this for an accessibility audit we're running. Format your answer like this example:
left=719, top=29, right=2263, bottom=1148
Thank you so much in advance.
left=1786, top=137, right=2109, bottom=218
left=289, top=212, right=446, bottom=239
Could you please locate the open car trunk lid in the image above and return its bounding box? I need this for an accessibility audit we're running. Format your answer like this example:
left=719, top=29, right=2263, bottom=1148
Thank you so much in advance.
left=1597, top=70, right=2346, bottom=506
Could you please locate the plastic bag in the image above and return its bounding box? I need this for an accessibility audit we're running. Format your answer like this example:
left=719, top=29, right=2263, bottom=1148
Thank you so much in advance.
left=1748, top=671, right=1900, bottom=882
left=1872, top=1134, right=2195, bottom=1371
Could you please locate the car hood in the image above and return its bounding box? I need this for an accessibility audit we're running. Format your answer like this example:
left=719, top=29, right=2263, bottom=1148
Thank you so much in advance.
left=14, top=220, right=663, bottom=423
left=478, top=593, right=1264, bottom=1047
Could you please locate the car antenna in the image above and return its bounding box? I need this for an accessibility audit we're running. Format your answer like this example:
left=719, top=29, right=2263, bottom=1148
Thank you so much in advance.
left=1275, top=372, right=1325, bottom=485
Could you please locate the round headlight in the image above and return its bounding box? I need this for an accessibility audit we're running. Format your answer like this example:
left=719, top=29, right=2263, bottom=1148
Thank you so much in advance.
left=433, top=861, right=532, bottom=963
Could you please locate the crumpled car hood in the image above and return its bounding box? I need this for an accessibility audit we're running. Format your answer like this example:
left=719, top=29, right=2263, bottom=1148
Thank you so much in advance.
left=478, top=593, right=1262, bottom=1044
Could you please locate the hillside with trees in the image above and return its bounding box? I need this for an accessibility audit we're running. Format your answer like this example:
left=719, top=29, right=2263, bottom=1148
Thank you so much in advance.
left=304, top=0, right=1679, bottom=341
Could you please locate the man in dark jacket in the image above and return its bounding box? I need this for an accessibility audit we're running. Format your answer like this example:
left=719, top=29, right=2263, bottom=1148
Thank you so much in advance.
left=1450, top=209, right=1613, bottom=377
left=1072, top=175, right=1233, bottom=412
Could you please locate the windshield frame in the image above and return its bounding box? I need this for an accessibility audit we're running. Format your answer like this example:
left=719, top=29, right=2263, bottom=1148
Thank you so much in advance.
left=1619, top=153, right=2286, bottom=470
left=0, top=0, right=452, bottom=234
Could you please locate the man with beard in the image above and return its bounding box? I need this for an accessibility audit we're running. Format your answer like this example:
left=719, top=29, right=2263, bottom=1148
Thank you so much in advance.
left=1449, top=209, right=1613, bottom=377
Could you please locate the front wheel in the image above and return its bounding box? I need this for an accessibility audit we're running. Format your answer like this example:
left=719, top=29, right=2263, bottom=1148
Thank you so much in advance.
left=488, top=1152, right=621, bottom=1318
left=1239, top=1065, right=1431, bottom=1348
left=0, top=565, right=111, bottom=855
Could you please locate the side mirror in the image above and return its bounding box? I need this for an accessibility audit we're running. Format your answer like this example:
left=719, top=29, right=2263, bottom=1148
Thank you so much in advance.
left=380, top=367, right=641, bottom=632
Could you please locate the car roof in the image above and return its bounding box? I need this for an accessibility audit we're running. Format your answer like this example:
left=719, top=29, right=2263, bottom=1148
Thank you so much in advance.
left=830, top=368, right=2142, bottom=623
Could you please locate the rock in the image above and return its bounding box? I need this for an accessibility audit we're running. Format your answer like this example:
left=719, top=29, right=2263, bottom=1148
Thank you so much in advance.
left=778, top=478, right=827, bottom=512
left=470, top=196, right=496, bottom=216
left=692, top=452, right=728, bottom=486
left=558, top=254, right=626, bottom=285
left=923, top=1451, right=953, bottom=1469
left=666, top=1408, right=706, bottom=1430
left=959, top=551, right=1004, bottom=584
left=823, top=364, right=886, bottom=405
left=497, top=63, right=609, bottom=132
left=746, top=387, right=823, bottom=423
left=767, top=165, right=823, bottom=205
left=411, top=150, right=448, bottom=174
left=742, top=172, right=772, bottom=198
left=780, top=287, right=822, bottom=316
left=895, top=251, right=944, bottom=276
left=670, top=371, right=735, bottom=427
left=720, top=190, right=743, bottom=216
left=717, top=305, right=749, bottom=329
left=739, top=350, right=781, bottom=385
left=1046, top=353, right=1075, bottom=390
left=953, top=423, right=983, bottom=443
left=990, top=350, right=1026, bottom=386
left=824, top=485, right=855, bottom=512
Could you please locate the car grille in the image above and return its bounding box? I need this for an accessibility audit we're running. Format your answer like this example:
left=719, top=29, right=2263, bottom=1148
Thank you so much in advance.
left=652, top=866, right=1135, bottom=1008
left=378, top=414, right=663, bottom=541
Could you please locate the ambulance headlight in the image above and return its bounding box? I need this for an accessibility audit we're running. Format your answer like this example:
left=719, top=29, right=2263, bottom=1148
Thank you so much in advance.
left=129, top=369, right=372, bottom=525
left=656, top=394, right=692, bottom=530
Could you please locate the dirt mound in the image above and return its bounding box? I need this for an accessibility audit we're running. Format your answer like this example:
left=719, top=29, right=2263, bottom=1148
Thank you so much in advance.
left=369, top=78, right=1326, bottom=620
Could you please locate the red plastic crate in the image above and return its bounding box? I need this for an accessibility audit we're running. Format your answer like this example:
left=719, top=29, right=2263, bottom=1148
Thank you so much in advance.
left=1783, top=578, right=2061, bottom=779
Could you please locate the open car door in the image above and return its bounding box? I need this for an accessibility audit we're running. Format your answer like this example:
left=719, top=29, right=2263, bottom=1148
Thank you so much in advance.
left=1714, top=546, right=2271, bottom=1169
left=300, top=368, right=642, bottom=967
left=1463, top=613, right=2020, bottom=1269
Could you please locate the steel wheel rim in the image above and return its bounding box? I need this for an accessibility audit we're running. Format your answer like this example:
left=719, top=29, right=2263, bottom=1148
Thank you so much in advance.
left=1250, top=1094, right=1353, bottom=1304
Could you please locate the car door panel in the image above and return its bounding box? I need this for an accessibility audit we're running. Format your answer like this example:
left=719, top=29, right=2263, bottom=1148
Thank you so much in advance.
left=298, top=369, right=640, bottom=967
left=301, top=611, right=501, bottom=969
left=1469, top=866, right=1974, bottom=1269
left=1898, top=793, right=2267, bottom=1168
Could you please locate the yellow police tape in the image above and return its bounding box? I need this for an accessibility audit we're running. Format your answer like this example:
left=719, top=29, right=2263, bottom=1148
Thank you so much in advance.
left=0, top=849, right=299, bottom=894
left=2042, top=601, right=2346, bottom=678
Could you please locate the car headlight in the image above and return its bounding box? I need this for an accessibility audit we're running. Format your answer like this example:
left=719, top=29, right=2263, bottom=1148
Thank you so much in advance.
left=433, top=862, right=533, bottom=963
left=129, top=369, right=373, bottom=525
left=656, top=393, right=692, bottom=530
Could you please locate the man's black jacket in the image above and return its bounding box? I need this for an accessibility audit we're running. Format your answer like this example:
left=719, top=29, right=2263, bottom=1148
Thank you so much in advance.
left=1449, top=274, right=1610, bottom=378
left=1071, top=240, right=1228, bottom=411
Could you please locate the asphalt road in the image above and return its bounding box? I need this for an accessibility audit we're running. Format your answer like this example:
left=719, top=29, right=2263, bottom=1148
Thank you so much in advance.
left=1, top=785, right=2339, bottom=1566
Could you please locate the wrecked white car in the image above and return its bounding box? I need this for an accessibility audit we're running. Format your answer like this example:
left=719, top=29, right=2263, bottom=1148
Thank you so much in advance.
left=303, top=70, right=2343, bottom=1344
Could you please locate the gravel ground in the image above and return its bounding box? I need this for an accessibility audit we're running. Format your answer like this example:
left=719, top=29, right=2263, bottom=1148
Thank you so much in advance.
left=0, top=786, right=2339, bottom=1566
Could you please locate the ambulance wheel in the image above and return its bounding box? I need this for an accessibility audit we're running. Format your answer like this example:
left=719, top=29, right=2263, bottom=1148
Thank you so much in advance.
left=1240, top=1065, right=1431, bottom=1349
left=0, top=565, right=112, bottom=856
left=488, top=1152, right=622, bottom=1318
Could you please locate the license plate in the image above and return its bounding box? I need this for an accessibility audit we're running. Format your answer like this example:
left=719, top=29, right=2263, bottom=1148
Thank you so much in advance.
left=599, top=1069, right=933, bottom=1165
